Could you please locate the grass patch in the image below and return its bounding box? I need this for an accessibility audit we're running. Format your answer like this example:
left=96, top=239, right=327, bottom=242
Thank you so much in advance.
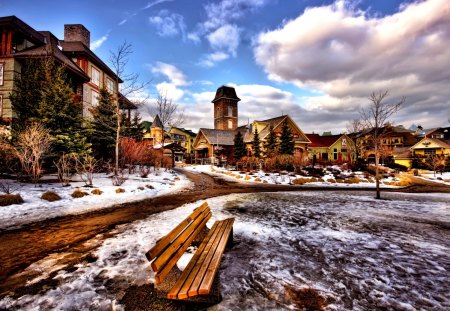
left=41, top=191, right=61, bottom=202
left=116, top=188, right=125, bottom=193
left=0, top=194, right=24, bottom=206
left=91, top=189, right=103, bottom=195
left=71, top=189, right=89, bottom=198
left=244, top=175, right=251, bottom=180
left=284, top=285, right=326, bottom=311
left=254, top=177, right=262, bottom=182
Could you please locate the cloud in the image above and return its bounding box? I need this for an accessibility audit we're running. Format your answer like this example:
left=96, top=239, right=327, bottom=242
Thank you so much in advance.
left=142, top=0, right=174, bottom=10
left=179, top=84, right=347, bottom=133
left=207, top=24, right=241, bottom=56
left=149, top=10, right=186, bottom=39
left=198, top=52, right=230, bottom=68
left=254, top=0, right=450, bottom=130
left=155, top=82, right=185, bottom=102
left=150, top=62, right=188, bottom=86
left=90, top=34, right=109, bottom=51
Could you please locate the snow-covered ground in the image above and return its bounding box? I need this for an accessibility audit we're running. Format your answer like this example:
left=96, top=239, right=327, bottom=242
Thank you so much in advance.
left=419, top=171, right=450, bottom=185
left=0, top=170, right=192, bottom=230
left=184, top=164, right=405, bottom=188
left=1, top=191, right=449, bottom=310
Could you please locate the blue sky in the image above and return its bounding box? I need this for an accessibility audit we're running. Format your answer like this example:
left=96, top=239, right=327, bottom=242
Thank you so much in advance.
left=2, top=0, right=449, bottom=133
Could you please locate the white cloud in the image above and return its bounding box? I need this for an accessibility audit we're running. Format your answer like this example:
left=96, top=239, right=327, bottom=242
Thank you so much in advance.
left=150, top=62, right=188, bottom=86
left=207, top=24, right=241, bottom=56
left=90, top=34, right=108, bottom=51
left=198, top=52, right=230, bottom=67
left=142, top=0, right=174, bottom=10
left=148, top=10, right=186, bottom=39
left=254, top=0, right=450, bottom=130
left=156, top=82, right=184, bottom=102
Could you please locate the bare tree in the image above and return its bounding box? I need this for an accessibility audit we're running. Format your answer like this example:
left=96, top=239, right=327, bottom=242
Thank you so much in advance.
left=346, top=118, right=365, bottom=164
left=109, top=41, right=149, bottom=176
left=14, top=124, right=52, bottom=185
left=151, top=91, right=185, bottom=146
left=360, top=90, right=404, bottom=199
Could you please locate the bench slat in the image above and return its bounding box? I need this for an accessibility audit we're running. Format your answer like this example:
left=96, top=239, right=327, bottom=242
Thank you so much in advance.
left=146, top=202, right=209, bottom=261
left=198, top=218, right=234, bottom=295
left=186, top=220, right=227, bottom=297
left=151, top=206, right=210, bottom=272
left=167, top=221, right=223, bottom=299
left=155, top=212, right=212, bottom=284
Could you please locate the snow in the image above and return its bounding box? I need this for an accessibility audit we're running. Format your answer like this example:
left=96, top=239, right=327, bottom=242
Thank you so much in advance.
left=1, top=191, right=449, bottom=310
left=419, top=172, right=450, bottom=185
left=183, top=164, right=404, bottom=188
left=0, top=170, right=192, bottom=231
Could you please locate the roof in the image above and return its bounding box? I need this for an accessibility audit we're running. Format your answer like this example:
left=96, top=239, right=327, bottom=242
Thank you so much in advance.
left=171, top=127, right=197, bottom=137
left=211, top=85, right=241, bottom=103
left=151, top=115, right=163, bottom=129
left=60, top=41, right=122, bottom=83
left=256, top=115, right=288, bottom=141
left=0, top=16, right=45, bottom=45
left=13, top=31, right=89, bottom=81
left=118, top=93, right=137, bottom=110
left=306, top=134, right=341, bottom=148
left=411, top=137, right=450, bottom=149
left=198, top=128, right=236, bottom=146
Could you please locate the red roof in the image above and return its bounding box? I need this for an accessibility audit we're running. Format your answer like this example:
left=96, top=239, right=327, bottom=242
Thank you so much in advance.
left=305, top=134, right=341, bottom=148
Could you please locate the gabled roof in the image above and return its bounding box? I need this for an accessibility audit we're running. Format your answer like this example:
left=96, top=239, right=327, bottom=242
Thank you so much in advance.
left=211, top=85, right=241, bottom=103
left=197, top=128, right=236, bottom=146
left=411, top=137, right=450, bottom=149
left=151, top=115, right=163, bottom=129
left=12, top=31, right=89, bottom=81
left=306, top=134, right=342, bottom=148
left=0, top=16, right=45, bottom=46
left=60, top=41, right=122, bottom=83
left=118, top=93, right=137, bottom=110
left=170, top=127, right=197, bottom=137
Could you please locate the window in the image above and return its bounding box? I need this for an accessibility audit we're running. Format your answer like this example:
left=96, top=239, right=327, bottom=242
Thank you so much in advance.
left=92, top=90, right=99, bottom=106
left=333, top=148, right=338, bottom=160
left=106, top=78, right=114, bottom=93
left=228, top=106, right=233, bottom=117
left=91, top=66, right=100, bottom=86
left=424, top=149, right=436, bottom=155
left=228, top=120, right=233, bottom=129
left=0, top=63, right=3, bottom=85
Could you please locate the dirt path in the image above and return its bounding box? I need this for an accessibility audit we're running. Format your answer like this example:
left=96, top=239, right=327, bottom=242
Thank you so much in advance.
left=0, top=170, right=449, bottom=298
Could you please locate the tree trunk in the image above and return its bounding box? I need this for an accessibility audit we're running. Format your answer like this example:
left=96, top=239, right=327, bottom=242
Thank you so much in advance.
left=375, top=142, right=381, bottom=199
left=115, top=105, right=121, bottom=176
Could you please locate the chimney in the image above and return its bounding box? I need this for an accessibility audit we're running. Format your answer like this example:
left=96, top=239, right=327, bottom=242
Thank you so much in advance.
left=64, top=24, right=90, bottom=48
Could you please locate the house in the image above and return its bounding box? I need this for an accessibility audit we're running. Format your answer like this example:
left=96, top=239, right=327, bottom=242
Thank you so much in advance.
left=193, top=85, right=310, bottom=163
left=355, top=125, right=419, bottom=164
left=0, top=16, right=89, bottom=122
left=411, top=129, right=450, bottom=157
left=0, top=16, right=136, bottom=125
left=168, top=127, right=197, bottom=161
left=305, top=133, right=355, bottom=164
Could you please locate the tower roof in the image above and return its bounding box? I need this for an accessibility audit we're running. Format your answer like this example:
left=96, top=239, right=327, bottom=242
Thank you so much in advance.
left=151, top=114, right=163, bottom=128
left=211, top=85, right=241, bottom=103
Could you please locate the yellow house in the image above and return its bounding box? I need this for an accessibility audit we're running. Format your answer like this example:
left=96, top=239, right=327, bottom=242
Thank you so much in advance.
left=411, top=137, right=450, bottom=157
left=168, top=127, right=197, bottom=155
left=243, top=115, right=311, bottom=157
left=305, top=133, right=355, bottom=163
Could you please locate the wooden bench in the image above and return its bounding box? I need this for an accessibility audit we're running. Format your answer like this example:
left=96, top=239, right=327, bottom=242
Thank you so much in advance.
left=145, top=202, right=234, bottom=302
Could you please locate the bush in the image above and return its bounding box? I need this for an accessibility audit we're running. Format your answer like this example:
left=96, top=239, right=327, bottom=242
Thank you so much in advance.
left=292, top=178, right=308, bottom=185
left=145, top=184, right=154, bottom=189
left=71, top=189, right=89, bottom=198
left=254, top=178, right=261, bottom=182
left=0, top=194, right=24, bottom=206
left=91, top=188, right=103, bottom=195
left=41, top=190, right=61, bottom=202
left=244, top=175, right=251, bottom=180
left=116, top=188, right=125, bottom=193
left=137, top=186, right=145, bottom=190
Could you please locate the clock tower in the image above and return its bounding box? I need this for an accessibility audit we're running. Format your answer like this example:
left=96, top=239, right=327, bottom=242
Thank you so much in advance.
left=212, top=86, right=241, bottom=130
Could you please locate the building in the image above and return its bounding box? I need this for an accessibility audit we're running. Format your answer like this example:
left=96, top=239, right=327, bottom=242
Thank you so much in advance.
left=193, top=86, right=310, bottom=163
left=168, top=127, right=197, bottom=159
left=0, top=16, right=136, bottom=125
left=410, top=127, right=450, bottom=157
left=305, top=133, right=355, bottom=164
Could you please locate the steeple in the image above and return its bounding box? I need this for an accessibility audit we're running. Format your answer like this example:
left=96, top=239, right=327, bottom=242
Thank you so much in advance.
left=212, top=85, right=241, bottom=130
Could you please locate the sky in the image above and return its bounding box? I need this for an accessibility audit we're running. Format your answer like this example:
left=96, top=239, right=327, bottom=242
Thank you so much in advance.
left=2, top=0, right=450, bottom=134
